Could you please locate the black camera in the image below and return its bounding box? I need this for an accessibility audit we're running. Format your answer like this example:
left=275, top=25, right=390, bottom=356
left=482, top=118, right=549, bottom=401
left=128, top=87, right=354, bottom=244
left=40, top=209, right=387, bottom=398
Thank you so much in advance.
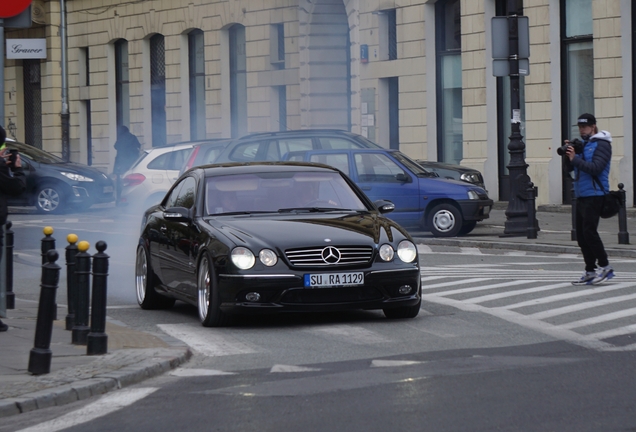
left=557, top=138, right=584, bottom=156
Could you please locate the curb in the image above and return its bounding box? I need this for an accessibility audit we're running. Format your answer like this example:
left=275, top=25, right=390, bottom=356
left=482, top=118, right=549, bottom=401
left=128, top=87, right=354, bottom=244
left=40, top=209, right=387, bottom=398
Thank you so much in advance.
left=0, top=347, right=192, bottom=419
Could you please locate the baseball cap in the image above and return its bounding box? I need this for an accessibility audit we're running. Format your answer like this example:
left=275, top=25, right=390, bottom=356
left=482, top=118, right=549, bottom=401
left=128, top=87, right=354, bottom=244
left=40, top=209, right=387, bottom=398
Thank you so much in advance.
left=577, top=113, right=596, bottom=126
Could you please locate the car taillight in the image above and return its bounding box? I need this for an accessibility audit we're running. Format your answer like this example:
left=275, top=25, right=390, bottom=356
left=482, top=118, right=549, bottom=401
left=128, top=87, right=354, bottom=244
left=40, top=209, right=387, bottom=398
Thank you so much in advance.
left=122, top=173, right=146, bottom=187
left=184, top=146, right=200, bottom=172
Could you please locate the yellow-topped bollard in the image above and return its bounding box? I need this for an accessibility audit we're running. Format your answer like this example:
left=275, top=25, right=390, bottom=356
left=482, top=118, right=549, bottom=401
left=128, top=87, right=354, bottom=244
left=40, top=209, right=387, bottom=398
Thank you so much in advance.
left=67, top=233, right=78, bottom=244
left=77, top=241, right=90, bottom=253
left=65, top=234, right=80, bottom=330
left=43, top=226, right=54, bottom=236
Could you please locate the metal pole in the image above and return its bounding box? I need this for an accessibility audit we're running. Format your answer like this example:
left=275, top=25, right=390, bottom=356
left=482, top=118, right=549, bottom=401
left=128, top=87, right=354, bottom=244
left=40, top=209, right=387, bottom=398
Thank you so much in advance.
left=72, top=241, right=91, bottom=345
left=617, top=183, right=630, bottom=245
left=41, top=227, right=57, bottom=320
left=570, top=186, right=577, bottom=241
left=65, top=234, right=79, bottom=330
left=60, top=0, right=70, bottom=161
left=1, top=18, right=5, bottom=123
left=503, top=1, right=535, bottom=236
left=5, top=221, right=14, bottom=309
left=87, top=241, right=108, bottom=355
left=28, top=250, right=61, bottom=375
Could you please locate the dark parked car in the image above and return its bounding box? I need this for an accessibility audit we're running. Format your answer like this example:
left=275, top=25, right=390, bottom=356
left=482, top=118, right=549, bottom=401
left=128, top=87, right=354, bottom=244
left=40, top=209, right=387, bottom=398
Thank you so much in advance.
left=135, top=162, right=421, bottom=327
left=416, top=160, right=486, bottom=189
left=285, top=149, right=493, bottom=237
left=5, top=139, right=114, bottom=213
left=212, top=129, right=383, bottom=164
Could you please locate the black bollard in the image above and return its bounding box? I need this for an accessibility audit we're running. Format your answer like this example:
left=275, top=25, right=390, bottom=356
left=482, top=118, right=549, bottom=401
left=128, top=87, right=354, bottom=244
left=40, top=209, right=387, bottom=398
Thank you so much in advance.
left=617, top=183, right=630, bottom=245
left=41, top=227, right=57, bottom=320
left=72, top=241, right=91, bottom=345
left=65, top=234, right=79, bottom=331
left=87, top=241, right=109, bottom=355
left=526, top=183, right=538, bottom=239
left=570, top=186, right=577, bottom=242
left=28, top=250, right=61, bottom=375
left=5, top=221, right=15, bottom=309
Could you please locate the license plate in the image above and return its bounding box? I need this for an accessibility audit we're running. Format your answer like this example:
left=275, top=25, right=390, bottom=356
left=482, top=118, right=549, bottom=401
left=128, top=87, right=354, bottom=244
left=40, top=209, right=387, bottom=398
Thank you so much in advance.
left=304, top=272, right=364, bottom=288
left=103, top=186, right=113, bottom=194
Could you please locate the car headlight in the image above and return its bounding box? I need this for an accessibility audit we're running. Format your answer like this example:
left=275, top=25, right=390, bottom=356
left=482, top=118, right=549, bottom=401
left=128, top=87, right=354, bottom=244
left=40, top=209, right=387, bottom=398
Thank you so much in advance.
left=379, top=244, right=394, bottom=262
left=467, top=190, right=480, bottom=200
left=231, top=247, right=255, bottom=270
left=61, top=172, right=94, bottom=182
left=461, top=173, right=482, bottom=184
left=397, top=241, right=417, bottom=263
left=259, top=249, right=278, bottom=267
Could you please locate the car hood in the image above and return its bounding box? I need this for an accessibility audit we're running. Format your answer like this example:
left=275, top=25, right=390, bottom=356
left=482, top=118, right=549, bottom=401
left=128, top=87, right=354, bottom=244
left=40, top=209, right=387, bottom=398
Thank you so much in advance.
left=419, top=176, right=485, bottom=193
left=417, top=160, right=478, bottom=174
left=206, top=212, right=411, bottom=249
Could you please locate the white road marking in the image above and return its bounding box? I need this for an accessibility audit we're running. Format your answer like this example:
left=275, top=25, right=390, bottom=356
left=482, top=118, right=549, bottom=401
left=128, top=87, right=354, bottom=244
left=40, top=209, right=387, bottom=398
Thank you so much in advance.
left=463, top=282, right=572, bottom=304
left=420, top=278, right=490, bottom=290
left=585, top=324, right=636, bottom=340
left=503, top=282, right=635, bottom=310
left=158, top=324, right=257, bottom=356
left=460, top=247, right=482, bottom=255
left=305, top=324, right=389, bottom=344
left=529, top=293, right=636, bottom=320
left=270, top=364, right=321, bottom=373
left=417, top=244, right=432, bottom=254
left=560, top=307, right=636, bottom=330
left=170, top=368, right=236, bottom=377
left=424, top=279, right=533, bottom=296
left=15, top=388, right=158, bottom=432
left=371, top=360, right=423, bottom=367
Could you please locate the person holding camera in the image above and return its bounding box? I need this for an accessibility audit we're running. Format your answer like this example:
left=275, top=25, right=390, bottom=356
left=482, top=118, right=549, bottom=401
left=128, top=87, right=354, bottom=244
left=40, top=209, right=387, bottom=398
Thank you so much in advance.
left=0, top=126, right=26, bottom=332
left=563, top=113, right=614, bottom=285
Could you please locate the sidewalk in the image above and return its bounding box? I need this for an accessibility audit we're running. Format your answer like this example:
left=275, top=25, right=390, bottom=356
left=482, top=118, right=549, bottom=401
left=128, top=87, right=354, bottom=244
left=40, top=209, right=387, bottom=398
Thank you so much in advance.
left=0, top=204, right=634, bottom=419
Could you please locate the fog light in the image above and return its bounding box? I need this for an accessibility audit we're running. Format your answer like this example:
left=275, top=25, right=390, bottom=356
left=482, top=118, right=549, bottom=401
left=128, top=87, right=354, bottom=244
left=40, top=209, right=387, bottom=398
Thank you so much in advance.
left=245, top=292, right=261, bottom=302
left=398, top=285, right=412, bottom=295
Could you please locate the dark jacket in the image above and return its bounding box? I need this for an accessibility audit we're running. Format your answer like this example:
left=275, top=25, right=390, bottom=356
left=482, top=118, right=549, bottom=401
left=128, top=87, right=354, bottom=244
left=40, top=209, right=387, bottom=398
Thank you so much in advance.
left=0, top=159, right=27, bottom=225
left=566, top=130, right=612, bottom=198
left=113, top=130, right=142, bottom=174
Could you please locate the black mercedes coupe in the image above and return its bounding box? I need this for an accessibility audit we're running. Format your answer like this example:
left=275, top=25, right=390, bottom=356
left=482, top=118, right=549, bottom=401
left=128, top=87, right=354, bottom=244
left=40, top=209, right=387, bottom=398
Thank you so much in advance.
left=135, top=162, right=421, bottom=327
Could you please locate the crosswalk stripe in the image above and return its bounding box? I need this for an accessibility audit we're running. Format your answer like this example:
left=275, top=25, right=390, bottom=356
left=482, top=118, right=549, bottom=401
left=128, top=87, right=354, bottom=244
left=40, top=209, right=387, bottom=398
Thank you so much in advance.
left=529, top=292, right=636, bottom=320
left=305, top=324, right=389, bottom=344
left=158, top=324, right=257, bottom=356
left=15, top=388, right=158, bottom=432
left=585, top=323, right=636, bottom=340
left=560, top=307, right=636, bottom=330
left=421, top=278, right=489, bottom=290
left=463, top=282, right=572, bottom=304
left=423, top=279, right=533, bottom=296
left=503, top=282, right=635, bottom=310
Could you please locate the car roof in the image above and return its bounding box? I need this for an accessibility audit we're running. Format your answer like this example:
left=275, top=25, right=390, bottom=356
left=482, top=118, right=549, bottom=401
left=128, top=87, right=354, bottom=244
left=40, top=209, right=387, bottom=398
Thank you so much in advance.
left=198, top=161, right=340, bottom=176
left=236, top=129, right=361, bottom=140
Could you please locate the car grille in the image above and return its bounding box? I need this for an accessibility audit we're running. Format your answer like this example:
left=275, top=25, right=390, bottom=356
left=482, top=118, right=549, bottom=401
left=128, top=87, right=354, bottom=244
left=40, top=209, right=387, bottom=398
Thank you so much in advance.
left=285, top=246, right=374, bottom=267
left=280, top=287, right=383, bottom=304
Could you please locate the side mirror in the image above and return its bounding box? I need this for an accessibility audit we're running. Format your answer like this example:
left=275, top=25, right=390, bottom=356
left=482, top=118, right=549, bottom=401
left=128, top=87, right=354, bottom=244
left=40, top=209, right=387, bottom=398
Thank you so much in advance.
left=395, top=173, right=412, bottom=183
left=163, top=207, right=192, bottom=222
left=374, top=200, right=395, bottom=214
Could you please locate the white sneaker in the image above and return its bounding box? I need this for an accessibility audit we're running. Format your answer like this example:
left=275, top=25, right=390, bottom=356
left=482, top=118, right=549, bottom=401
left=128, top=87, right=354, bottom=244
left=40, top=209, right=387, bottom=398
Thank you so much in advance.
left=592, top=266, right=614, bottom=285
left=572, top=272, right=596, bottom=286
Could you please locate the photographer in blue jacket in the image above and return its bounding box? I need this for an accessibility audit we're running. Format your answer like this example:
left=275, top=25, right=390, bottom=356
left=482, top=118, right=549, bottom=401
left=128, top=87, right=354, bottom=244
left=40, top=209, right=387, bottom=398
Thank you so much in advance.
left=564, top=113, right=614, bottom=286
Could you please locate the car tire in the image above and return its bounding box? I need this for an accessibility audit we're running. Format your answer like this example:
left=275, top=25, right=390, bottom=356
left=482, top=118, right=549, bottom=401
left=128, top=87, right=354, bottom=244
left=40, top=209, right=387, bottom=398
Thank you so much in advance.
left=135, top=244, right=175, bottom=310
left=383, top=300, right=421, bottom=319
left=197, top=252, right=229, bottom=327
left=35, top=183, right=64, bottom=214
left=427, top=203, right=463, bottom=237
left=458, top=221, right=477, bottom=236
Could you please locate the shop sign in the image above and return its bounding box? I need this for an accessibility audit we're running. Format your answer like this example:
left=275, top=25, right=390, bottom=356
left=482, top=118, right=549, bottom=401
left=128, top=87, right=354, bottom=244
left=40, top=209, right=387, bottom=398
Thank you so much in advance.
left=6, top=39, right=47, bottom=59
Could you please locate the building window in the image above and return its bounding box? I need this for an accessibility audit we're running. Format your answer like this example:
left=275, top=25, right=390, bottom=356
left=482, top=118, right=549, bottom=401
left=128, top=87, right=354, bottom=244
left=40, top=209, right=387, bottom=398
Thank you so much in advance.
left=80, top=47, right=92, bottom=165
left=496, top=0, right=525, bottom=200
left=387, top=9, right=397, bottom=61
left=271, top=24, right=285, bottom=69
left=278, top=86, right=287, bottom=131
left=150, top=34, right=167, bottom=147
left=436, top=0, right=462, bottom=165
left=230, top=25, right=247, bottom=138
left=115, top=39, right=130, bottom=130
left=388, top=77, right=399, bottom=149
left=561, top=0, right=593, bottom=201
left=23, top=59, right=42, bottom=149
left=189, top=29, right=206, bottom=140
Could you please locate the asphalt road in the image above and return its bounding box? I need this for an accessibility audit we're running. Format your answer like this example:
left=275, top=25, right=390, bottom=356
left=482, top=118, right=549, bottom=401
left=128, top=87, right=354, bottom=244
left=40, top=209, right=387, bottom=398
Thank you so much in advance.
left=5, top=206, right=636, bottom=431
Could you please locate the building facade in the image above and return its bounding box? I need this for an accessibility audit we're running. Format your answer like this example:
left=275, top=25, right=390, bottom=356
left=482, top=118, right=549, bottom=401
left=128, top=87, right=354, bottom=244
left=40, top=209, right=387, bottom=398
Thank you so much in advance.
left=2, top=0, right=634, bottom=206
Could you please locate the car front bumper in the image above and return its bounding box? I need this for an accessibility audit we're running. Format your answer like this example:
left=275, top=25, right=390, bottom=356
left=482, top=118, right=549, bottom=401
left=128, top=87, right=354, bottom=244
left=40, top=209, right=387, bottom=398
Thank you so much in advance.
left=217, top=266, right=421, bottom=314
left=457, top=199, right=493, bottom=221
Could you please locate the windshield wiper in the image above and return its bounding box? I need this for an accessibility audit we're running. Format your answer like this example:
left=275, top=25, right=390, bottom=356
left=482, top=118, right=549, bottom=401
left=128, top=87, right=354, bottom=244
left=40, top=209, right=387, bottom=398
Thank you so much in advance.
left=277, top=207, right=337, bottom=213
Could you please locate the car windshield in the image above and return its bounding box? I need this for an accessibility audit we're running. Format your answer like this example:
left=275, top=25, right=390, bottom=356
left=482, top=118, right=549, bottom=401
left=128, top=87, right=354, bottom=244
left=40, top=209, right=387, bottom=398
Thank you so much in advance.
left=392, top=151, right=432, bottom=176
left=205, top=171, right=368, bottom=215
left=7, top=141, right=65, bottom=164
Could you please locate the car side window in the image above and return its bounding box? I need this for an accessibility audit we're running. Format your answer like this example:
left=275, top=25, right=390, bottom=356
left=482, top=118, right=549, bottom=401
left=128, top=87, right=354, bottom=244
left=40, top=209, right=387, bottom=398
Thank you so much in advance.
left=354, top=153, right=406, bottom=183
left=318, top=137, right=364, bottom=149
left=228, top=141, right=263, bottom=162
left=147, top=152, right=169, bottom=170
left=164, top=182, right=184, bottom=208
left=202, top=146, right=224, bottom=164
left=165, top=149, right=192, bottom=170
left=309, top=153, right=350, bottom=176
left=173, top=177, right=197, bottom=209
left=274, top=139, right=314, bottom=160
